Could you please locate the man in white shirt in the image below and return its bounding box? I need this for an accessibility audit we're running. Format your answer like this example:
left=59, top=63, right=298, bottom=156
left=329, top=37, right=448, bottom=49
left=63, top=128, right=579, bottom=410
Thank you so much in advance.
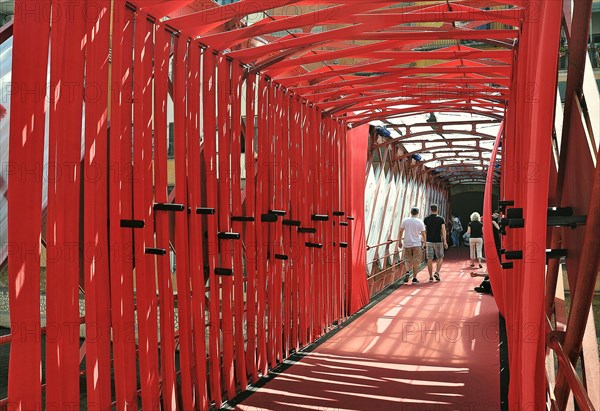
left=398, top=207, right=427, bottom=284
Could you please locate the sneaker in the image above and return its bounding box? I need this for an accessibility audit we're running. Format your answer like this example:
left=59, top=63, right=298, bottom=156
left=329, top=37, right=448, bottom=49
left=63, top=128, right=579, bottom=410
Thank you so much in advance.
left=474, top=286, right=486, bottom=293
left=403, top=273, right=411, bottom=282
left=434, top=273, right=440, bottom=282
left=412, top=278, right=419, bottom=284
left=429, top=277, right=434, bottom=282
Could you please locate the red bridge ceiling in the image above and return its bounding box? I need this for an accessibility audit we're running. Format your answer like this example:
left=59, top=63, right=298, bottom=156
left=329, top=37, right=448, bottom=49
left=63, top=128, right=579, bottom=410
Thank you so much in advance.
left=138, top=0, right=522, bottom=184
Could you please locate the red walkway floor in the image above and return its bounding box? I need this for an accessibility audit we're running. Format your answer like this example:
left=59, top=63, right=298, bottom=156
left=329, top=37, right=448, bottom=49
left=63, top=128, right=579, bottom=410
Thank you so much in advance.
left=235, top=251, right=501, bottom=411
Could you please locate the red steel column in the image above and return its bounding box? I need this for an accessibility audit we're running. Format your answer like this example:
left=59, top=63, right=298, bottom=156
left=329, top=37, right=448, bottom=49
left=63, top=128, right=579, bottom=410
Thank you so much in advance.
left=187, top=40, right=209, bottom=410
left=255, top=76, right=269, bottom=376
left=281, top=90, right=292, bottom=359
left=45, top=1, right=85, bottom=407
left=289, top=95, right=302, bottom=352
left=266, top=81, right=277, bottom=368
left=244, top=72, right=259, bottom=382
left=202, top=48, right=223, bottom=407
left=83, top=2, right=112, bottom=408
left=153, top=25, right=178, bottom=411
left=7, top=0, right=50, bottom=408
left=173, top=35, right=195, bottom=411
left=230, top=61, right=249, bottom=390
left=273, top=85, right=284, bottom=363
left=110, top=6, right=138, bottom=407
left=217, top=56, right=236, bottom=399
left=133, top=15, right=160, bottom=409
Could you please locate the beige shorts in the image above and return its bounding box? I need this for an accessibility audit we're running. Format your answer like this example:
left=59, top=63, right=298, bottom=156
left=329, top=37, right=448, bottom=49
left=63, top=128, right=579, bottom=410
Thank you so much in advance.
left=404, top=246, right=423, bottom=265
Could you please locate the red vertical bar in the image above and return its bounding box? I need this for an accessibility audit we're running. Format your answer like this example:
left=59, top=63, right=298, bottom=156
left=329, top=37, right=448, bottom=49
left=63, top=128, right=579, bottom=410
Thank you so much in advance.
left=173, top=35, right=196, bottom=411
left=338, top=125, right=346, bottom=322
left=152, top=24, right=178, bottom=411
left=258, top=82, right=276, bottom=368
left=320, top=112, right=328, bottom=334
left=230, top=62, right=249, bottom=390
left=329, top=120, right=336, bottom=328
left=299, top=102, right=311, bottom=345
left=338, top=124, right=344, bottom=322
left=110, top=6, right=138, bottom=407
left=45, top=1, right=85, bottom=408
left=296, top=97, right=306, bottom=349
left=289, top=96, right=301, bottom=352
left=311, top=106, right=322, bottom=340
left=255, top=76, right=269, bottom=376
left=108, top=6, right=126, bottom=407
left=7, top=1, right=49, bottom=408
left=295, top=101, right=305, bottom=348
left=330, top=123, right=340, bottom=325
left=281, top=92, right=292, bottom=359
left=343, top=126, right=351, bottom=319
left=202, top=48, right=223, bottom=407
left=337, top=124, right=344, bottom=322
left=274, top=86, right=284, bottom=363
left=337, top=125, right=343, bottom=323
left=244, top=72, right=259, bottom=383
left=217, top=56, right=236, bottom=399
left=323, top=119, right=330, bottom=330
left=324, top=120, right=333, bottom=330
left=83, top=2, right=112, bottom=409
left=266, top=81, right=277, bottom=369
left=132, top=15, right=160, bottom=410
left=187, top=41, right=209, bottom=411
left=141, top=17, right=161, bottom=409
left=305, top=104, right=315, bottom=341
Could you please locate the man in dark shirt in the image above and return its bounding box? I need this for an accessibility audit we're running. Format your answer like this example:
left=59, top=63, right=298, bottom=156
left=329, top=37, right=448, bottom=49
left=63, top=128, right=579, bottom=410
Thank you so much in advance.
left=423, top=204, right=448, bottom=282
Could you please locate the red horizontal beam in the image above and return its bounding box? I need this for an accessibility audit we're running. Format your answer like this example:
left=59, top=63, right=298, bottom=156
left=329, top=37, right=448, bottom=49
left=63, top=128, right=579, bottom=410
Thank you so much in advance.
left=294, top=74, right=511, bottom=95
left=338, top=100, right=504, bottom=118
left=318, top=87, right=508, bottom=110
left=269, top=48, right=513, bottom=73
left=334, top=100, right=505, bottom=117
left=167, top=0, right=303, bottom=33
left=402, top=119, right=501, bottom=129
left=340, top=9, right=523, bottom=27
left=278, top=64, right=511, bottom=87
left=348, top=107, right=504, bottom=126
left=394, top=131, right=497, bottom=142
left=211, top=7, right=521, bottom=51
left=301, top=76, right=511, bottom=99
left=228, top=27, right=517, bottom=61
left=397, top=145, right=494, bottom=159
left=353, top=28, right=517, bottom=42
left=199, top=2, right=389, bottom=50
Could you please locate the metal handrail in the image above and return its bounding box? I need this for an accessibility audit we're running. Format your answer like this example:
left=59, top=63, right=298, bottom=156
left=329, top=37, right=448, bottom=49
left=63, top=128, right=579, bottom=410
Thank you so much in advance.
left=366, top=239, right=400, bottom=250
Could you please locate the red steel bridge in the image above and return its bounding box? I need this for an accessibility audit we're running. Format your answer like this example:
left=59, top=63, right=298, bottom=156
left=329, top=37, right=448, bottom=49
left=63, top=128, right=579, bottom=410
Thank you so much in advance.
left=0, top=0, right=599, bottom=410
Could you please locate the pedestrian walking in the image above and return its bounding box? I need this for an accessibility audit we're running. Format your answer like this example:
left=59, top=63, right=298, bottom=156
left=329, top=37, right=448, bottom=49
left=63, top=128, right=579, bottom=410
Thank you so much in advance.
left=467, top=212, right=484, bottom=268
left=399, top=207, right=427, bottom=284
left=424, top=204, right=448, bottom=282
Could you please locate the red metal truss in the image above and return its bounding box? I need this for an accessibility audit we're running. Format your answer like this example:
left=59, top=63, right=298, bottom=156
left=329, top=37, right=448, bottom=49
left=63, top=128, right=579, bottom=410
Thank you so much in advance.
left=5, top=1, right=598, bottom=411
